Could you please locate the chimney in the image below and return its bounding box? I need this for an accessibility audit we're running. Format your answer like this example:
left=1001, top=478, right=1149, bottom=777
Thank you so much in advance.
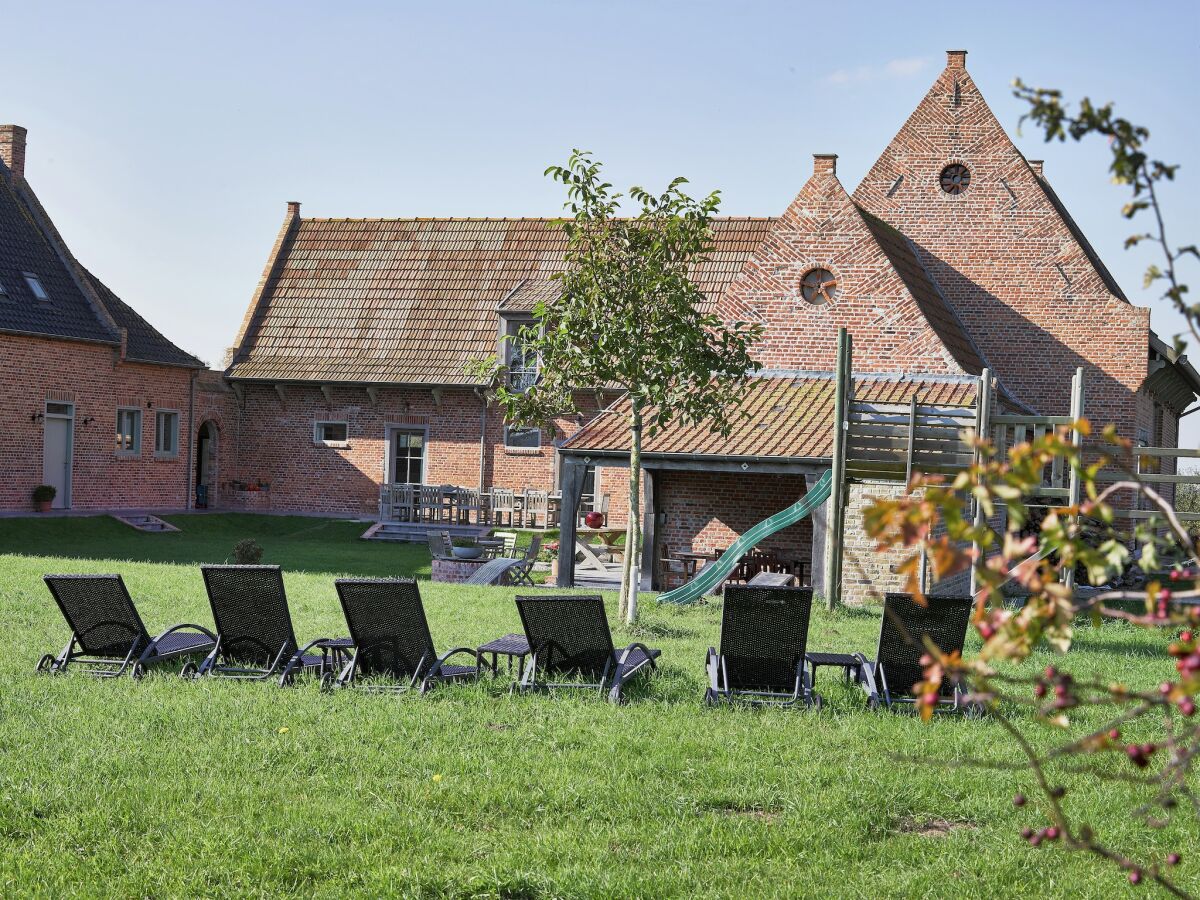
left=0, top=124, right=28, bottom=177
left=287, top=200, right=301, bottom=218
left=813, top=154, right=838, bottom=176
left=1028, top=159, right=1044, bottom=178
left=946, top=50, right=968, bottom=70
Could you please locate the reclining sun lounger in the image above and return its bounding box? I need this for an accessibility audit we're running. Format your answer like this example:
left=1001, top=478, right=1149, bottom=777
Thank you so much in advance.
left=511, top=594, right=659, bottom=702
left=187, top=565, right=345, bottom=686
left=855, top=592, right=975, bottom=712
left=705, top=585, right=820, bottom=708
left=329, top=577, right=481, bottom=693
left=38, top=574, right=216, bottom=679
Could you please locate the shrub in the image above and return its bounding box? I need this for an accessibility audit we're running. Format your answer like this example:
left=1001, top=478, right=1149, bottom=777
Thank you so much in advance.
left=232, top=539, right=264, bottom=564
left=31, top=485, right=56, bottom=503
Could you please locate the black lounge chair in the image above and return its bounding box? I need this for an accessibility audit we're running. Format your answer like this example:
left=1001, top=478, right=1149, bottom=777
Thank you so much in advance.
left=705, top=585, right=820, bottom=708
left=513, top=594, right=660, bottom=702
left=855, top=592, right=975, bottom=712
left=329, top=578, right=481, bottom=693
left=188, top=565, right=344, bottom=686
left=38, top=574, right=216, bottom=679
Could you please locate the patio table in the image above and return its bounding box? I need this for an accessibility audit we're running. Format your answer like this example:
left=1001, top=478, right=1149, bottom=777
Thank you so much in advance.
left=477, top=633, right=531, bottom=675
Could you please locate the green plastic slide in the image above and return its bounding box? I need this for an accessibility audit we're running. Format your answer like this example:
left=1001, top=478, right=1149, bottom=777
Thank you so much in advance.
left=657, top=470, right=833, bottom=605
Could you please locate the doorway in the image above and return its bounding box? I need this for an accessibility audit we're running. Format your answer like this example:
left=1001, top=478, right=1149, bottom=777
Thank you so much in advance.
left=195, top=421, right=218, bottom=507
left=388, top=429, right=426, bottom=484
left=42, top=402, right=74, bottom=508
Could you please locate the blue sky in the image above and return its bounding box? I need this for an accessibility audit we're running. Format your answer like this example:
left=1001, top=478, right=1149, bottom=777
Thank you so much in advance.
left=7, top=0, right=1198, bottom=446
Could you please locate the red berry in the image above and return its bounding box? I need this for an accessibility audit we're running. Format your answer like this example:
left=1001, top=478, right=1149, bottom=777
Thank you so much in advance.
left=921, top=691, right=939, bottom=707
left=1013, top=794, right=1026, bottom=807
left=1159, top=588, right=1172, bottom=602
left=1034, top=683, right=1047, bottom=699
left=1029, top=834, right=1042, bottom=847
left=1129, top=869, right=1142, bottom=885
left=1167, top=853, right=1181, bottom=866
left=1020, top=826, right=1034, bottom=839
left=1108, top=728, right=1121, bottom=740
left=978, top=622, right=995, bottom=639
left=1181, top=631, right=1194, bottom=643
left=1045, top=826, right=1059, bottom=840
left=1044, top=665, right=1057, bottom=679
left=1160, top=682, right=1174, bottom=696
left=1179, top=698, right=1196, bottom=717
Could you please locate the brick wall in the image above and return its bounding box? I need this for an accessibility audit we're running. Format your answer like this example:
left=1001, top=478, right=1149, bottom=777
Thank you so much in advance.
left=0, top=332, right=196, bottom=510
left=651, top=470, right=813, bottom=587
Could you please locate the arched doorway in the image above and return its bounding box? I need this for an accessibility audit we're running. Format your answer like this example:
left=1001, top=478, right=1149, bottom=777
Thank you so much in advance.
left=195, top=421, right=218, bottom=508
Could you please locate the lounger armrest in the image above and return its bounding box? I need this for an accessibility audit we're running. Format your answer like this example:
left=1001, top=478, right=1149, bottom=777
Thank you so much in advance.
left=152, top=622, right=218, bottom=643
left=296, top=637, right=339, bottom=658
left=705, top=647, right=722, bottom=694
left=618, top=642, right=659, bottom=670
left=855, top=655, right=883, bottom=706
left=428, top=646, right=482, bottom=677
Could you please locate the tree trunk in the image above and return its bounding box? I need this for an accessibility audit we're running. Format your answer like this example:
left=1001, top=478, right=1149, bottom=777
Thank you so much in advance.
left=618, top=403, right=643, bottom=623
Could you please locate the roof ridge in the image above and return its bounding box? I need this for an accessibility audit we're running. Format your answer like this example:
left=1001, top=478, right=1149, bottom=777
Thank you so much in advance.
left=294, top=215, right=779, bottom=223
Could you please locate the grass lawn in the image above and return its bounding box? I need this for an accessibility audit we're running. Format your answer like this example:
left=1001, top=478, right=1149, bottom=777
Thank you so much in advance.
left=1, top=514, right=1195, bottom=897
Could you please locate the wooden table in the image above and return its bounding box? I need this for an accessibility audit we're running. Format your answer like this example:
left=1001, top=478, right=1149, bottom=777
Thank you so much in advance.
left=574, top=526, right=627, bottom=574
left=674, top=550, right=714, bottom=579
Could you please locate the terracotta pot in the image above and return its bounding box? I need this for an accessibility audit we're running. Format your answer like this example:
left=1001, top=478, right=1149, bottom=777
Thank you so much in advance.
left=35, top=500, right=52, bottom=513
left=584, top=511, right=604, bottom=529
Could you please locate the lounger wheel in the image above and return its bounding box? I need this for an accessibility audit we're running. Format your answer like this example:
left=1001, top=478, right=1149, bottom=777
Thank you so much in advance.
left=179, top=661, right=199, bottom=679
left=866, top=695, right=882, bottom=711
left=808, top=694, right=823, bottom=711
left=319, top=671, right=335, bottom=693
left=131, top=662, right=147, bottom=680
left=36, top=654, right=56, bottom=674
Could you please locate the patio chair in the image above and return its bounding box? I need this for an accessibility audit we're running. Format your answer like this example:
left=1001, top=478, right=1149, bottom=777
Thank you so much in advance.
left=705, top=585, right=819, bottom=708
left=426, top=531, right=453, bottom=560
left=417, top=485, right=443, bottom=522
left=38, top=574, right=216, bottom=679
left=522, top=490, right=549, bottom=529
left=456, top=487, right=482, bottom=524
left=388, top=483, right=415, bottom=522
left=491, top=488, right=516, bottom=527
left=188, top=565, right=344, bottom=686
left=485, top=531, right=517, bottom=559
left=509, top=535, right=542, bottom=586
left=329, top=578, right=481, bottom=693
left=855, top=592, right=975, bottom=712
left=512, top=594, right=660, bottom=702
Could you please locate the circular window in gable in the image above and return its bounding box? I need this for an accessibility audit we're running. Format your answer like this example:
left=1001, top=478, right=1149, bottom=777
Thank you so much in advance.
left=800, top=268, right=839, bottom=306
left=939, top=164, right=971, bottom=195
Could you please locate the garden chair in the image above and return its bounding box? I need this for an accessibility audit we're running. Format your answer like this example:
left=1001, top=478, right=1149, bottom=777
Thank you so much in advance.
left=485, top=531, right=517, bottom=559
left=491, top=488, right=516, bottom=526
left=389, top=483, right=415, bottom=522
left=426, top=531, right=453, bottom=560
left=329, top=578, right=481, bottom=693
left=855, top=592, right=975, bottom=712
left=512, top=594, right=660, bottom=702
left=38, top=574, right=216, bottom=679
left=455, top=487, right=482, bottom=524
left=188, top=565, right=346, bottom=686
left=705, top=585, right=819, bottom=708
left=522, top=490, right=549, bottom=529
left=508, top=535, right=542, bottom=586
left=417, top=485, right=443, bottom=522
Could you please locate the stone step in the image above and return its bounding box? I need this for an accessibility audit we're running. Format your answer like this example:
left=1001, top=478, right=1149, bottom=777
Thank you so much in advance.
left=361, top=522, right=490, bottom=543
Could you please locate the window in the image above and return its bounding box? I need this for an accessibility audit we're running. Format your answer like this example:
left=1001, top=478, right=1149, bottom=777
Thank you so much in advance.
left=504, top=426, right=541, bottom=450
left=154, top=410, right=179, bottom=457
left=800, top=268, right=839, bottom=305
left=505, top=318, right=539, bottom=391
left=392, top=430, right=424, bottom=484
left=115, top=408, right=141, bottom=454
left=23, top=272, right=49, bottom=301
left=939, top=164, right=971, bottom=195
left=314, top=421, right=348, bottom=444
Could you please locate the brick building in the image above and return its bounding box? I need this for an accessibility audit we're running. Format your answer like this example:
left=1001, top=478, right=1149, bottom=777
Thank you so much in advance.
left=0, top=125, right=206, bottom=512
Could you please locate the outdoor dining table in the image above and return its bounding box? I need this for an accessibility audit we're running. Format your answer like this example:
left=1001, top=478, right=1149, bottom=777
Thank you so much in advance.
left=573, top=526, right=627, bottom=575
left=674, top=550, right=715, bottom=579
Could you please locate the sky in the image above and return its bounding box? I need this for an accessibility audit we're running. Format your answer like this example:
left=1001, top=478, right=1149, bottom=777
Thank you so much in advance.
left=6, top=0, right=1198, bottom=448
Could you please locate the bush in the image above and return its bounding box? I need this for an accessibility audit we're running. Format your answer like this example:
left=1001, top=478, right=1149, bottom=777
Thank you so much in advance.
left=31, top=485, right=56, bottom=503
left=232, top=539, right=264, bottom=564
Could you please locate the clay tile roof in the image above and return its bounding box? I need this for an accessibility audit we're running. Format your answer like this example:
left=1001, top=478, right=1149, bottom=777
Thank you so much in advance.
left=227, top=217, right=775, bottom=384
left=857, top=207, right=987, bottom=375
left=82, top=269, right=205, bottom=368
left=561, top=373, right=977, bottom=460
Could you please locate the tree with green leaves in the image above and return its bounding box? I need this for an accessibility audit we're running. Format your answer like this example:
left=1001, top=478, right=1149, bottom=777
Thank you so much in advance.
left=472, top=150, right=762, bottom=623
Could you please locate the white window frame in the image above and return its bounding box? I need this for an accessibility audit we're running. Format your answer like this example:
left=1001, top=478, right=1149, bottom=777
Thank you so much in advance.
left=23, top=272, right=49, bottom=301
left=154, top=409, right=180, bottom=458
left=314, top=420, right=349, bottom=447
left=115, top=407, right=142, bottom=456
left=504, top=425, right=541, bottom=451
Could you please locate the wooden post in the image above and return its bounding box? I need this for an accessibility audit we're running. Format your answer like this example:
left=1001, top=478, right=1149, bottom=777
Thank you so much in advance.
left=639, top=469, right=656, bottom=592
left=1064, top=367, right=1085, bottom=594
left=556, top=457, right=586, bottom=587
left=969, top=369, right=992, bottom=598
left=807, top=472, right=829, bottom=596
left=825, top=328, right=851, bottom=611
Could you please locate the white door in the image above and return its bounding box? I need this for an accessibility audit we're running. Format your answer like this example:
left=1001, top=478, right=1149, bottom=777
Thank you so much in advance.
left=42, top=404, right=73, bottom=508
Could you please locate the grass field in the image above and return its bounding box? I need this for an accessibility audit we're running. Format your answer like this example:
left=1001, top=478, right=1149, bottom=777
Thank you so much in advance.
left=0, top=514, right=1195, bottom=898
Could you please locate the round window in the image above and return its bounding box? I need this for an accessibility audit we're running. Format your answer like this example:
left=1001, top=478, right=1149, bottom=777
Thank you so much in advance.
left=800, top=268, right=839, bottom=306
left=939, top=164, right=971, bottom=195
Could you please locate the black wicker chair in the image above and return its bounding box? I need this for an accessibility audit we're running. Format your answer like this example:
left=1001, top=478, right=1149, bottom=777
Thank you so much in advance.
left=189, top=565, right=344, bottom=686
left=38, top=574, right=216, bottom=679
left=512, top=594, right=660, bottom=703
left=329, top=578, right=481, bottom=693
left=855, top=592, right=975, bottom=712
left=705, top=585, right=820, bottom=708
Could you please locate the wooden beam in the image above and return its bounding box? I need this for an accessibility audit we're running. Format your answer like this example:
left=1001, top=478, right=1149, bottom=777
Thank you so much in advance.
left=640, top=470, right=656, bottom=592
left=430, top=387, right=444, bottom=408
left=807, top=471, right=830, bottom=597
left=365, top=386, right=379, bottom=406
left=556, top=457, right=585, bottom=587
left=825, top=327, right=851, bottom=610
left=970, top=369, right=993, bottom=598
left=1064, top=367, right=1085, bottom=593
left=320, top=384, right=334, bottom=405
left=273, top=383, right=287, bottom=403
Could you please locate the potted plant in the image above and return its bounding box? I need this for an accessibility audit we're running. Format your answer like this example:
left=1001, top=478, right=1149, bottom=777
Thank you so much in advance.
left=451, top=537, right=483, bottom=560
left=32, top=485, right=56, bottom=512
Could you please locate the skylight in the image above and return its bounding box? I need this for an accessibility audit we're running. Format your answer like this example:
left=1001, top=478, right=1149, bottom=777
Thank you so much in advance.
left=23, top=272, right=49, bottom=301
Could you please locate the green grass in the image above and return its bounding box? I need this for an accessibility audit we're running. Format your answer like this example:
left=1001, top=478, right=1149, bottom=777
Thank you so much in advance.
left=1, top=514, right=1196, bottom=897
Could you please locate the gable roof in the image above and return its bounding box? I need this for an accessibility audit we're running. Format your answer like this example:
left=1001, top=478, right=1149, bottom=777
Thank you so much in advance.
left=226, top=216, right=774, bottom=385
left=561, top=373, right=977, bottom=461
left=0, top=150, right=202, bottom=368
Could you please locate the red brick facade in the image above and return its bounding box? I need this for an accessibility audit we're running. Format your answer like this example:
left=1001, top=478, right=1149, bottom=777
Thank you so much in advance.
left=0, top=333, right=197, bottom=511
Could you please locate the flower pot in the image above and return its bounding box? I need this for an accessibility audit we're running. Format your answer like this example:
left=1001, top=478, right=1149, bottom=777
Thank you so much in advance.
left=35, top=500, right=52, bottom=513
left=452, top=546, right=483, bottom=560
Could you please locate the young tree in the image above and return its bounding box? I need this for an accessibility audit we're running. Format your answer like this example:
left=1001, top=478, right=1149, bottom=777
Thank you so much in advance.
left=476, top=151, right=762, bottom=623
